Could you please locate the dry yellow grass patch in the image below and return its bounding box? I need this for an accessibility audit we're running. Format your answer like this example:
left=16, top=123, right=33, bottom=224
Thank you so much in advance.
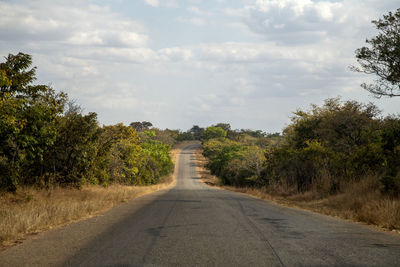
left=0, top=142, right=191, bottom=248
left=0, top=184, right=165, bottom=247
left=195, top=146, right=400, bottom=233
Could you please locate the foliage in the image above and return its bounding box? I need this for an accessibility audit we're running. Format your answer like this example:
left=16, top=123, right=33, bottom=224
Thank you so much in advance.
left=176, top=131, right=195, bottom=141
left=190, top=125, right=204, bottom=140
left=380, top=116, right=400, bottom=196
left=212, top=123, right=231, bottom=132
left=138, top=140, right=174, bottom=185
left=130, top=121, right=153, bottom=131
left=201, top=99, right=400, bottom=197
left=0, top=53, right=67, bottom=190
left=202, top=126, right=227, bottom=141
left=48, top=107, right=100, bottom=186
left=140, top=128, right=177, bottom=146
left=0, top=53, right=174, bottom=191
left=352, top=8, right=400, bottom=97
left=202, top=138, right=243, bottom=183
left=269, top=99, right=384, bottom=191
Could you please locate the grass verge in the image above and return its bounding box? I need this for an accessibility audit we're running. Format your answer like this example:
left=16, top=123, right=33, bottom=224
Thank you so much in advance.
left=195, top=146, right=400, bottom=234
left=0, top=141, right=193, bottom=248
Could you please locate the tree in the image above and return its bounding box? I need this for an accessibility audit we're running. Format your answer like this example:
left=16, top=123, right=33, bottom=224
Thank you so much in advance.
left=189, top=125, right=204, bottom=140
left=98, top=123, right=141, bottom=185
left=0, top=53, right=66, bottom=190
left=213, top=123, right=231, bottom=132
left=130, top=121, right=152, bottom=131
left=352, top=8, right=400, bottom=97
left=51, top=108, right=100, bottom=186
left=202, top=126, right=227, bottom=141
left=0, top=53, right=49, bottom=98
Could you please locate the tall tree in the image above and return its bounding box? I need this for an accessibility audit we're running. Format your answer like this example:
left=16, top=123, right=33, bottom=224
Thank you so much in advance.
left=352, top=8, right=400, bottom=97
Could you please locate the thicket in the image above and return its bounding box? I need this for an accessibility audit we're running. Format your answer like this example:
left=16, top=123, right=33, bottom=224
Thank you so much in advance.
left=202, top=98, right=400, bottom=197
left=0, top=53, right=174, bottom=191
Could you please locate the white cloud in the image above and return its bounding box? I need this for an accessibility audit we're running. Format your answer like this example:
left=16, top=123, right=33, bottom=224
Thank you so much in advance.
left=226, top=0, right=394, bottom=46
left=143, top=0, right=179, bottom=8
left=0, top=2, right=149, bottom=48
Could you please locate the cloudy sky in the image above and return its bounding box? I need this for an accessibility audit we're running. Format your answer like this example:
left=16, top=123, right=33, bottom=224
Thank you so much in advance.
left=0, top=0, right=399, bottom=132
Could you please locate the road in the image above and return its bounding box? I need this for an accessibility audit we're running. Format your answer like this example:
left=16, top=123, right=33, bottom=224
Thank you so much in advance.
left=1, top=144, right=400, bottom=266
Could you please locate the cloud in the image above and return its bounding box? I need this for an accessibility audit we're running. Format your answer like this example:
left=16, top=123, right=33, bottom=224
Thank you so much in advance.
left=143, top=0, right=179, bottom=8
left=227, top=0, right=398, bottom=46
left=0, top=2, right=149, bottom=48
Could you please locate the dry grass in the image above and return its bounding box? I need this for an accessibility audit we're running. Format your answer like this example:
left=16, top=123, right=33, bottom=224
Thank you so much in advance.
left=0, top=141, right=191, bottom=248
left=195, top=147, right=400, bottom=233
left=0, top=184, right=166, bottom=247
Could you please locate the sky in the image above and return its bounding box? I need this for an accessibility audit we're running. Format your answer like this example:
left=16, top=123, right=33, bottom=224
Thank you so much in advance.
left=0, top=0, right=399, bottom=132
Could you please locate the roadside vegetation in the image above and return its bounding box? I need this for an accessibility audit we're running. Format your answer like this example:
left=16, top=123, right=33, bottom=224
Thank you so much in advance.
left=0, top=141, right=190, bottom=248
left=0, top=53, right=188, bottom=247
left=0, top=53, right=176, bottom=191
left=199, top=100, right=400, bottom=230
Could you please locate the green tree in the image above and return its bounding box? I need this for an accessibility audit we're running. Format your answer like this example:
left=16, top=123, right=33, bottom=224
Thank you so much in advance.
left=0, top=93, right=25, bottom=190
left=139, top=140, right=173, bottom=184
left=222, top=145, right=266, bottom=186
left=49, top=106, right=99, bottom=186
left=202, top=138, right=243, bottom=182
left=267, top=98, right=384, bottom=192
left=98, top=123, right=142, bottom=185
left=0, top=53, right=48, bottom=98
left=0, top=53, right=66, bottom=190
left=176, top=131, right=195, bottom=141
left=213, top=123, right=231, bottom=132
left=202, top=126, right=227, bottom=141
left=352, top=8, right=400, bottom=97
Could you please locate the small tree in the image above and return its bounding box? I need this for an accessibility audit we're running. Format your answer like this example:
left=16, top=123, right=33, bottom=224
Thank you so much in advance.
left=130, top=121, right=152, bottom=131
left=352, top=8, right=400, bottom=97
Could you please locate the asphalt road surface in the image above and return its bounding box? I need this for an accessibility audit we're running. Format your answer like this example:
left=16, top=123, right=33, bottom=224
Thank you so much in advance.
left=1, top=144, right=400, bottom=266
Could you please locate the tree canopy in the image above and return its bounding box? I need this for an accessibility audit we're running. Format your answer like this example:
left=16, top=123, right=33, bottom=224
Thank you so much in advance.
left=202, top=126, right=227, bottom=141
left=130, top=121, right=153, bottom=132
left=352, top=8, right=400, bottom=97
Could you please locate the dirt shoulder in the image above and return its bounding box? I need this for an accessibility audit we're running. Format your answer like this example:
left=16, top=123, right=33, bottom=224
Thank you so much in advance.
left=194, top=146, right=400, bottom=236
left=0, top=141, right=196, bottom=249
